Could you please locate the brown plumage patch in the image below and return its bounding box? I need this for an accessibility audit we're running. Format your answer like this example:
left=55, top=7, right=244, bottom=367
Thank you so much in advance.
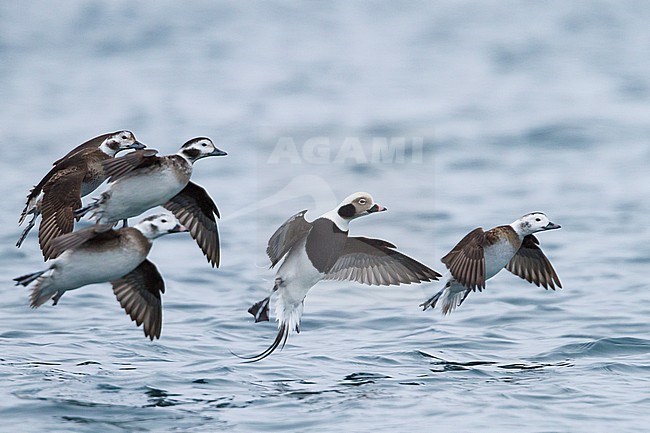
left=441, top=227, right=487, bottom=291
left=111, top=259, right=165, bottom=340
left=440, top=225, right=523, bottom=291
left=506, top=234, right=562, bottom=290
left=19, top=135, right=119, bottom=257
left=163, top=181, right=221, bottom=267
left=102, top=149, right=160, bottom=182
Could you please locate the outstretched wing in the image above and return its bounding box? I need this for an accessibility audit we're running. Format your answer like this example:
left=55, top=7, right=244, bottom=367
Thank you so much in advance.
left=102, top=149, right=159, bottom=182
left=48, top=224, right=117, bottom=259
left=323, top=236, right=441, bottom=285
left=111, top=260, right=165, bottom=340
left=37, top=168, right=86, bottom=259
left=22, top=140, right=108, bottom=220
left=53, top=133, right=112, bottom=166
left=266, top=210, right=312, bottom=268
left=163, top=181, right=221, bottom=268
left=440, top=227, right=487, bottom=291
left=506, top=234, right=562, bottom=290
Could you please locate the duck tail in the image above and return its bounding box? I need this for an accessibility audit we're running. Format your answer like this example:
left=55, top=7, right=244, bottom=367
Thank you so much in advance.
left=16, top=212, right=38, bottom=247
left=19, top=193, right=39, bottom=226
left=13, top=269, right=47, bottom=287
left=234, top=323, right=290, bottom=363
left=73, top=200, right=98, bottom=219
left=74, top=191, right=111, bottom=221
left=420, top=280, right=470, bottom=315
left=14, top=266, right=59, bottom=308
left=237, top=282, right=303, bottom=363
left=29, top=279, right=59, bottom=308
left=274, top=291, right=304, bottom=335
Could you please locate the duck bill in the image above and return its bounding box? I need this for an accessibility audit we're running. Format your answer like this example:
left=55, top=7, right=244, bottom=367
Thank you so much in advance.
left=170, top=223, right=189, bottom=233
left=209, top=147, right=228, bottom=157
left=366, top=204, right=387, bottom=214
left=544, top=221, right=561, bottom=230
left=129, top=141, right=146, bottom=150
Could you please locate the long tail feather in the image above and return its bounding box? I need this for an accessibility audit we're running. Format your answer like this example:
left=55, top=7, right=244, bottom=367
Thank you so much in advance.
left=420, top=289, right=443, bottom=311
left=19, top=195, right=39, bottom=226
left=16, top=212, right=38, bottom=247
left=18, top=208, right=28, bottom=226
left=13, top=270, right=47, bottom=287
left=73, top=201, right=98, bottom=219
left=232, top=323, right=289, bottom=363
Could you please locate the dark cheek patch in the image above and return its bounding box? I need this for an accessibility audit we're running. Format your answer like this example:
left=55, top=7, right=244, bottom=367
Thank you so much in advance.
left=338, top=203, right=356, bottom=218
left=107, top=141, right=120, bottom=150
left=183, top=148, right=201, bottom=160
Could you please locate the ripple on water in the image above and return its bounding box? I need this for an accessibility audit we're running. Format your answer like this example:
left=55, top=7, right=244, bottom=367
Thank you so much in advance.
left=539, top=337, right=650, bottom=360
left=2, top=2, right=650, bottom=432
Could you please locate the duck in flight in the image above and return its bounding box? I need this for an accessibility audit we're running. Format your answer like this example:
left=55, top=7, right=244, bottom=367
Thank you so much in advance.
left=420, top=212, right=562, bottom=314
left=14, top=214, right=187, bottom=340
left=74, top=137, right=226, bottom=267
left=17, top=130, right=145, bottom=259
left=240, top=192, right=442, bottom=362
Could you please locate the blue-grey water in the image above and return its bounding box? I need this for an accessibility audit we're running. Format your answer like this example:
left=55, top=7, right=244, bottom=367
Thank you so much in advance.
left=1, top=1, right=649, bottom=432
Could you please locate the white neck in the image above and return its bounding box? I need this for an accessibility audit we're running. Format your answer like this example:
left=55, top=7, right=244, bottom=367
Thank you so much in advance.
left=99, top=140, right=117, bottom=157
left=134, top=223, right=158, bottom=241
left=509, top=220, right=529, bottom=239
left=320, top=209, right=350, bottom=231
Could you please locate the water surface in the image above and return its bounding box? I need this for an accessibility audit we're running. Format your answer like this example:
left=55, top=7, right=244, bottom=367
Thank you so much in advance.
left=1, top=1, right=649, bottom=432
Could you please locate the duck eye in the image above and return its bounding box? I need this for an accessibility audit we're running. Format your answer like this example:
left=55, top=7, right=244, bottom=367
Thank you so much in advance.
left=359, top=198, right=366, bottom=205
left=161, top=219, right=167, bottom=223
left=535, top=218, right=541, bottom=222
left=202, top=143, right=207, bottom=147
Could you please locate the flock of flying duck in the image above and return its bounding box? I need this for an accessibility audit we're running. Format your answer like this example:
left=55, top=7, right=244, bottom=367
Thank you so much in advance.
left=13, top=131, right=562, bottom=361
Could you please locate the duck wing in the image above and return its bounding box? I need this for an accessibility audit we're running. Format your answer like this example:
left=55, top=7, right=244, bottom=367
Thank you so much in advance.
left=323, top=236, right=441, bottom=285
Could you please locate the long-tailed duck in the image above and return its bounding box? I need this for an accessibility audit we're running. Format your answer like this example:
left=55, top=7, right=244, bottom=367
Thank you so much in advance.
left=421, top=212, right=562, bottom=315
left=17, top=131, right=145, bottom=259
left=14, top=214, right=186, bottom=340
left=74, top=137, right=227, bottom=267
left=241, top=192, right=442, bottom=362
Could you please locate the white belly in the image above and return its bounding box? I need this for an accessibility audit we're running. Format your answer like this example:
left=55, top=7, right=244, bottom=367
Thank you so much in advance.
left=100, top=168, right=186, bottom=222
left=47, top=247, right=145, bottom=292
left=272, top=239, right=323, bottom=332
left=276, top=239, right=323, bottom=306
left=432, top=238, right=521, bottom=314
left=484, top=239, right=519, bottom=280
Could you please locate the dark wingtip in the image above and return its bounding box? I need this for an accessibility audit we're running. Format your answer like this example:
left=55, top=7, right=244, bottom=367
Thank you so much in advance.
left=144, top=325, right=162, bottom=341
left=209, top=254, right=220, bottom=268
